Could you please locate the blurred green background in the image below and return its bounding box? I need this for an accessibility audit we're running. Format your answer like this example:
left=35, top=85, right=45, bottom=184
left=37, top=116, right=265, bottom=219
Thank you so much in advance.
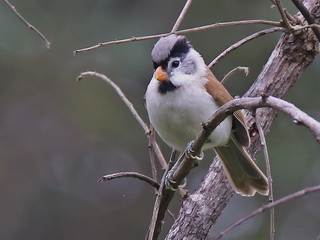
left=1, top=0, right=319, bottom=239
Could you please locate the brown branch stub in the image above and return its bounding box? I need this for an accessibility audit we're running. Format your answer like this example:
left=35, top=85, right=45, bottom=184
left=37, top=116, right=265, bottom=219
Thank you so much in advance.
left=99, top=172, right=160, bottom=190
left=291, top=0, right=320, bottom=41
left=4, top=0, right=51, bottom=48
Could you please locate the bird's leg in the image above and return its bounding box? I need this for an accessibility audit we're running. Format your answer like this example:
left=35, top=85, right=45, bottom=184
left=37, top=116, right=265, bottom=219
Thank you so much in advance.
left=165, top=141, right=204, bottom=191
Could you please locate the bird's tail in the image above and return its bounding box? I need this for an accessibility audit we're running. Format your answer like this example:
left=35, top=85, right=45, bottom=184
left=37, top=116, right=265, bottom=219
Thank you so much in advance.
left=214, top=136, right=269, bottom=197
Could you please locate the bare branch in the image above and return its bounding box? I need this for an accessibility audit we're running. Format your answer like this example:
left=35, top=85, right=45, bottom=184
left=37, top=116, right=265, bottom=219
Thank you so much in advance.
left=74, top=20, right=283, bottom=54
left=77, top=71, right=168, bottom=169
left=211, top=185, right=320, bottom=240
left=99, top=172, right=160, bottom=190
left=209, top=27, right=283, bottom=68
left=4, top=0, right=50, bottom=48
left=291, top=0, right=320, bottom=41
left=171, top=0, right=193, bottom=33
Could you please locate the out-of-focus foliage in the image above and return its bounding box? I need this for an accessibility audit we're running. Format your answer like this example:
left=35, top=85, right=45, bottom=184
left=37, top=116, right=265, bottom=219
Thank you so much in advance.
left=0, top=1, right=319, bottom=239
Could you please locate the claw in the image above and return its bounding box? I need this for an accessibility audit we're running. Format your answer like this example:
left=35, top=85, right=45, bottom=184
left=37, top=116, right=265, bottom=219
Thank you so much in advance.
left=165, top=170, right=187, bottom=191
left=185, top=141, right=204, bottom=161
left=165, top=170, right=178, bottom=191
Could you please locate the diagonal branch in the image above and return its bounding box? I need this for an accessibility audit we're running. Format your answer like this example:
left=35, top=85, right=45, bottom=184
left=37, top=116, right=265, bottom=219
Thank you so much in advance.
left=211, top=184, right=320, bottom=240
left=208, top=27, right=284, bottom=68
left=4, top=0, right=51, bottom=48
left=171, top=0, right=193, bottom=33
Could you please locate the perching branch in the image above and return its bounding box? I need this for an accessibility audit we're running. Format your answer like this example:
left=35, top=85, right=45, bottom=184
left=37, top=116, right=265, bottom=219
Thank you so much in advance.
left=4, top=0, right=51, bottom=48
left=168, top=96, right=320, bottom=195
left=150, top=95, right=320, bottom=240
left=211, top=184, right=320, bottom=240
left=99, top=172, right=160, bottom=190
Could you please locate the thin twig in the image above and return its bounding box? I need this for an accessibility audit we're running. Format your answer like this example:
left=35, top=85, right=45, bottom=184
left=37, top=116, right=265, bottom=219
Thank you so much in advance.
left=99, top=172, right=160, bottom=190
left=77, top=71, right=168, bottom=169
left=148, top=126, right=158, bottom=185
left=291, top=0, right=320, bottom=41
left=255, top=109, right=275, bottom=240
left=211, top=185, right=320, bottom=240
left=74, top=20, right=283, bottom=54
left=221, top=66, right=250, bottom=85
left=208, top=27, right=283, bottom=68
left=274, top=0, right=294, bottom=31
left=4, top=0, right=50, bottom=48
left=171, top=0, right=193, bottom=33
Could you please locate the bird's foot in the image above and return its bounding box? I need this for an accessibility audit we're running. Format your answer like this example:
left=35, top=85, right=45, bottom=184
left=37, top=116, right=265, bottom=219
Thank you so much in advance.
left=184, top=141, right=204, bottom=161
left=165, top=169, right=187, bottom=191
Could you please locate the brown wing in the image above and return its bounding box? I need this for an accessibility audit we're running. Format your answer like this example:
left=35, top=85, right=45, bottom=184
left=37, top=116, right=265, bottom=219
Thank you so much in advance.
left=204, top=68, right=250, bottom=147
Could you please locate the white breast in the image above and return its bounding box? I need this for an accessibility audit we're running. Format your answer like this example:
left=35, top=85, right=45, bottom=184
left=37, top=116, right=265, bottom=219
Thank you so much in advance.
left=145, top=77, right=232, bottom=151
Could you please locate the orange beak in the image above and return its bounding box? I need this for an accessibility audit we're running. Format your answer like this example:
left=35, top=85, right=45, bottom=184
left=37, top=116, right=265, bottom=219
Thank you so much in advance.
left=154, top=66, right=169, bottom=81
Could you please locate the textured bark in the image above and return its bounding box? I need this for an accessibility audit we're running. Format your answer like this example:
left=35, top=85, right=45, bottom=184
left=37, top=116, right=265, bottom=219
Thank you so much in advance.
left=165, top=0, right=320, bottom=239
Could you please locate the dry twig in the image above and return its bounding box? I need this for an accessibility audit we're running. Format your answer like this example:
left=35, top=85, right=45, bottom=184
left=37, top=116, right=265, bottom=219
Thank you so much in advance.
left=99, top=172, right=160, bottom=190
left=74, top=20, right=282, bottom=54
left=220, top=66, right=250, bottom=85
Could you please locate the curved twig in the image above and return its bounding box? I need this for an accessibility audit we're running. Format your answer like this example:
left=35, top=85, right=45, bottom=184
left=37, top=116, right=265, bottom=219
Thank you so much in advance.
left=99, top=172, right=160, bottom=190
left=221, top=66, right=250, bottom=85
left=77, top=71, right=168, bottom=169
left=208, top=27, right=284, bottom=67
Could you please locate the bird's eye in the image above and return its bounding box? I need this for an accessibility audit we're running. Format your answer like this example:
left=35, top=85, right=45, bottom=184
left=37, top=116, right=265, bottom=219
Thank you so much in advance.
left=171, top=60, right=180, bottom=68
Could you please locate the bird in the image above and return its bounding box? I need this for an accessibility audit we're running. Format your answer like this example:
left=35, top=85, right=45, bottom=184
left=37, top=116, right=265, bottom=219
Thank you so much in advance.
left=145, top=34, right=269, bottom=196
